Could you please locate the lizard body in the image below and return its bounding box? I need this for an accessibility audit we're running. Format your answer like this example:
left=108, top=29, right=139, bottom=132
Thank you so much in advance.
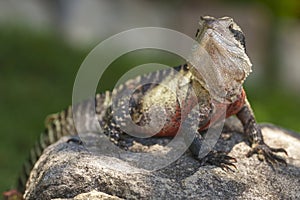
left=16, top=16, right=287, bottom=195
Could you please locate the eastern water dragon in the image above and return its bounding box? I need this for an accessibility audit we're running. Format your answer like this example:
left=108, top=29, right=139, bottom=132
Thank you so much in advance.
left=12, top=16, right=287, bottom=198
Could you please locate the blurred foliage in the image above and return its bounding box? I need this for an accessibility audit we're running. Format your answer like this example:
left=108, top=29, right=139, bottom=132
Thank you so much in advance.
left=0, top=21, right=299, bottom=194
left=229, top=0, right=300, bottom=18
left=257, top=0, right=300, bottom=18
left=0, top=27, right=86, bottom=193
left=246, top=84, right=300, bottom=132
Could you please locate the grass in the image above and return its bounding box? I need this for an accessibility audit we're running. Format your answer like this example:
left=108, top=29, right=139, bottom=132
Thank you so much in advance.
left=0, top=26, right=299, bottom=193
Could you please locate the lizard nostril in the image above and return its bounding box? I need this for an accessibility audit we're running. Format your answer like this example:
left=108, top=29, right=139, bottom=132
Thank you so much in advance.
left=200, top=16, right=216, bottom=27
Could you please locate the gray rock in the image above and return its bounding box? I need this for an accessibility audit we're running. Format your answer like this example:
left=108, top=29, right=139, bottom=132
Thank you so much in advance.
left=53, top=190, right=122, bottom=200
left=24, top=118, right=300, bottom=200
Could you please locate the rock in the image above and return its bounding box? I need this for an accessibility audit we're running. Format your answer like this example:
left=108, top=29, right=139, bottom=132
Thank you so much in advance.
left=24, top=118, right=300, bottom=200
left=53, top=190, right=122, bottom=200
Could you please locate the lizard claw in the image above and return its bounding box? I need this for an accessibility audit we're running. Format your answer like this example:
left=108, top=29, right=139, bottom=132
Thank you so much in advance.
left=247, top=143, right=287, bottom=166
left=200, top=151, right=237, bottom=172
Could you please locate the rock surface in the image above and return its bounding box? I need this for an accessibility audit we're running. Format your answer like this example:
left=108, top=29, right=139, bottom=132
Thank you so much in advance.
left=53, top=190, right=122, bottom=200
left=24, top=118, right=300, bottom=200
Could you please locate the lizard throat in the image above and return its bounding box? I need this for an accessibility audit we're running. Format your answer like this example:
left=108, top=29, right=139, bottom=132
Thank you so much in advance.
left=188, top=34, right=252, bottom=103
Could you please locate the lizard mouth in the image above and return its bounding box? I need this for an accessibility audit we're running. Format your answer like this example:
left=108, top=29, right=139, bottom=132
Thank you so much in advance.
left=198, top=16, right=221, bottom=37
left=196, top=16, right=214, bottom=41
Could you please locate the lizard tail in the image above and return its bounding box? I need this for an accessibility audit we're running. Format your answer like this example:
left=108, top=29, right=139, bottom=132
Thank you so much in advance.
left=16, top=105, right=76, bottom=193
left=16, top=92, right=113, bottom=194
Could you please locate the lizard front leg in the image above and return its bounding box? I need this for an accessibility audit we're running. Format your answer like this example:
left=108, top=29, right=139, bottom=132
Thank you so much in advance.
left=184, top=105, right=237, bottom=171
left=189, top=131, right=237, bottom=171
left=236, top=98, right=287, bottom=166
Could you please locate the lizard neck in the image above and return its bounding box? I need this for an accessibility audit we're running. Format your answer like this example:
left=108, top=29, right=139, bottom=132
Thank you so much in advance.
left=187, top=61, right=244, bottom=104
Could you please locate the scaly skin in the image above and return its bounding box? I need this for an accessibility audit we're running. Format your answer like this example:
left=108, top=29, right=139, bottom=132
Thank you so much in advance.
left=15, top=16, right=287, bottom=196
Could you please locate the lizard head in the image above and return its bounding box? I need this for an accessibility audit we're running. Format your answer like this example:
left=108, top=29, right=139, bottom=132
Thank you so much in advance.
left=190, top=16, right=252, bottom=103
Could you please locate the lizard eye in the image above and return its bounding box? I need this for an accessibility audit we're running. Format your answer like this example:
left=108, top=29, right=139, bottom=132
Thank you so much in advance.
left=228, top=24, right=246, bottom=49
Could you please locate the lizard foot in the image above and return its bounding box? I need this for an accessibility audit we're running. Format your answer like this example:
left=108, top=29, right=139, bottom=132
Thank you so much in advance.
left=200, top=151, right=237, bottom=172
left=247, top=143, right=287, bottom=166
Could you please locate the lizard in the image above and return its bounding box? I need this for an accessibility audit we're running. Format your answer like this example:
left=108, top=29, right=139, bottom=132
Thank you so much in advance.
left=15, top=16, right=287, bottom=196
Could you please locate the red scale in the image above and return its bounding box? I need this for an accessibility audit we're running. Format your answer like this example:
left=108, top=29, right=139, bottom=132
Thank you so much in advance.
left=155, top=89, right=246, bottom=137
